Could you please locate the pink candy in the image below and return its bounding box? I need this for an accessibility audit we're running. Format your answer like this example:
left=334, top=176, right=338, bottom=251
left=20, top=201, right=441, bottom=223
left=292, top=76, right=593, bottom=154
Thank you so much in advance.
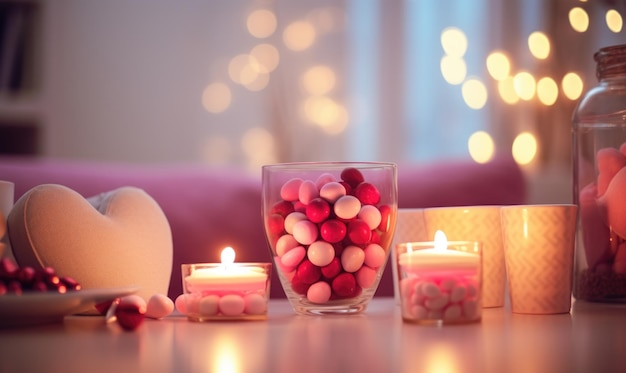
left=177, top=291, right=268, bottom=318
left=400, top=276, right=480, bottom=322
left=267, top=167, right=393, bottom=304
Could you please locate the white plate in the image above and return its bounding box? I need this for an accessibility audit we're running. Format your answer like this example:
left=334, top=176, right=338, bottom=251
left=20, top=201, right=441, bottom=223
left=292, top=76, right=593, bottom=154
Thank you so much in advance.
left=0, top=286, right=139, bottom=328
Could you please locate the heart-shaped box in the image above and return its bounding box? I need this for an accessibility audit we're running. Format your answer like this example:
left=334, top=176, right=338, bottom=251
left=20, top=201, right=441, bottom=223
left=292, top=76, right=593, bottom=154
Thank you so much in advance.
left=7, top=184, right=173, bottom=301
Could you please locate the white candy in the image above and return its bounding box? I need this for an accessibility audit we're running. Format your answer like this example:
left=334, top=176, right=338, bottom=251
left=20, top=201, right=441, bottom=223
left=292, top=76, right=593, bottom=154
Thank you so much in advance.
left=284, top=212, right=307, bottom=234
left=280, top=178, right=303, bottom=201
left=276, top=234, right=299, bottom=257
left=334, top=195, right=361, bottom=220
left=358, top=205, right=382, bottom=230
left=307, top=241, right=335, bottom=267
left=341, top=245, right=365, bottom=273
left=244, top=293, right=267, bottom=315
left=146, top=293, right=174, bottom=319
left=292, top=220, right=318, bottom=245
left=320, top=182, right=346, bottom=203
left=298, top=180, right=319, bottom=205
left=315, top=173, right=336, bottom=189
left=199, top=295, right=220, bottom=315
left=219, top=294, right=245, bottom=316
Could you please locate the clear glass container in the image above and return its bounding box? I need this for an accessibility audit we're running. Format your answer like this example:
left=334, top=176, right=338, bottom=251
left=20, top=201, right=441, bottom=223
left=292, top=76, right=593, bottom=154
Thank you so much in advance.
left=572, top=44, right=626, bottom=302
left=262, top=162, right=398, bottom=315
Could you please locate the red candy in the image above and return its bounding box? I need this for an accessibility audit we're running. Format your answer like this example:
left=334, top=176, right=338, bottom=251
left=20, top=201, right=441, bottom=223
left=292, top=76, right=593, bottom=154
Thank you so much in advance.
left=266, top=214, right=285, bottom=236
left=341, top=168, right=365, bottom=188
left=320, top=219, right=347, bottom=243
left=296, top=259, right=322, bottom=284
left=114, top=302, right=146, bottom=331
left=355, top=182, right=381, bottom=205
left=270, top=200, right=295, bottom=217
left=306, top=198, right=331, bottom=223
left=321, top=257, right=342, bottom=279
left=347, top=220, right=372, bottom=245
left=332, top=272, right=358, bottom=298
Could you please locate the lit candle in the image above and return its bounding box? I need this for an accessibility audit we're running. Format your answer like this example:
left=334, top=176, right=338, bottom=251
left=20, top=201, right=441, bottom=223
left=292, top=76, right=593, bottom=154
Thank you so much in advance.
left=397, top=231, right=482, bottom=324
left=185, top=247, right=268, bottom=292
left=399, top=230, right=479, bottom=273
left=181, top=247, right=272, bottom=321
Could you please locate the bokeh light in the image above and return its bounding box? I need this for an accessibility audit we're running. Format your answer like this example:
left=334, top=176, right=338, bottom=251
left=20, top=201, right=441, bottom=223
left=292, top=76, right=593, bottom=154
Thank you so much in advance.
left=247, top=9, right=277, bottom=38
left=486, top=51, right=511, bottom=81
left=303, top=96, right=349, bottom=134
left=440, top=56, right=467, bottom=85
left=301, top=66, right=336, bottom=95
left=228, top=54, right=258, bottom=85
left=606, top=10, right=623, bottom=33
left=569, top=7, right=590, bottom=32
left=201, top=83, right=232, bottom=113
left=512, top=132, right=538, bottom=165
left=462, top=78, right=488, bottom=109
left=562, top=72, right=584, bottom=100
left=283, top=20, right=316, bottom=51
left=537, top=77, right=558, bottom=106
left=468, top=131, right=495, bottom=164
left=513, top=72, right=536, bottom=101
left=498, top=77, right=520, bottom=104
left=528, top=31, right=550, bottom=60
left=441, top=27, right=468, bottom=58
left=250, top=43, right=280, bottom=73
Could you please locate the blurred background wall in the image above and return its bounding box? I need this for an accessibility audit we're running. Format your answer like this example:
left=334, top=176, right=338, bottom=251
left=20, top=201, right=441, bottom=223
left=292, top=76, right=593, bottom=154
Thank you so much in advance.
left=1, top=0, right=625, bottom=202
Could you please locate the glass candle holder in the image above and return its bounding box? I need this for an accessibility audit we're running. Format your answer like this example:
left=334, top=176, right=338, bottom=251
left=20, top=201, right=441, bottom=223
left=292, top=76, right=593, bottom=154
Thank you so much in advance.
left=396, top=238, right=482, bottom=325
left=180, top=262, right=272, bottom=321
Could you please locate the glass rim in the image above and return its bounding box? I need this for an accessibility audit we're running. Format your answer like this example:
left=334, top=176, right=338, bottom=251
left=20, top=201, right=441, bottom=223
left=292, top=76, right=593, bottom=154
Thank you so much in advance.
left=262, top=161, right=397, bottom=170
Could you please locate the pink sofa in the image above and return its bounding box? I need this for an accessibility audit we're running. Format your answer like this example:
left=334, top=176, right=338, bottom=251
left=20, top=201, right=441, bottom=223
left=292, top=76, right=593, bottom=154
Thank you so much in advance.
left=0, top=156, right=527, bottom=299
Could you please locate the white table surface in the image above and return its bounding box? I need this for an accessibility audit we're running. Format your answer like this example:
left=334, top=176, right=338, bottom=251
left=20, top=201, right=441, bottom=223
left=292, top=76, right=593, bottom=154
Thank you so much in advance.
left=0, top=297, right=625, bottom=373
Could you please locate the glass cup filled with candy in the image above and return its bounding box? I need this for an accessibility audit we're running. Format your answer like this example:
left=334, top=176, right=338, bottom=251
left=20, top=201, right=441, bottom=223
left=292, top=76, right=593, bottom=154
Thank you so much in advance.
left=262, top=162, right=398, bottom=315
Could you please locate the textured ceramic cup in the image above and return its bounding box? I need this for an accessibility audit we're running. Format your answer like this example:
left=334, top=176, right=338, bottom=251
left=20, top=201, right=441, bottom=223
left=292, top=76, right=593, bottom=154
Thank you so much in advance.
left=262, top=162, right=398, bottom=315
left=500, top=204, right=578, bottom=314
left=424, top=206, right=506, bottom=308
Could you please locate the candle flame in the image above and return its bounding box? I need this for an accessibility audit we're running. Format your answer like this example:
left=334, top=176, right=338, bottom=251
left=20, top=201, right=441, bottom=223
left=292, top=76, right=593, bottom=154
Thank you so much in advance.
left=434, top=230, right=448, bottom=251
left=221, top=247, right=236, bottom=267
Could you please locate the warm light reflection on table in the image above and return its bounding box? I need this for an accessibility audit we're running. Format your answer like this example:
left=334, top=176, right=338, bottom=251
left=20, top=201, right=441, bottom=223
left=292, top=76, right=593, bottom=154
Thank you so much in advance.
left=0, top=298, right=625, bottom=373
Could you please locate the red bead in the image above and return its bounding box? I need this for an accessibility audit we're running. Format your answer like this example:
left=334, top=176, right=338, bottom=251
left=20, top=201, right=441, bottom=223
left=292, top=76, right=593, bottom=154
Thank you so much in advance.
left=266, top=213, right=285, bottom=236
left=320, top=219, right=347, bottom=243
left=340, top=168, right=365, bottom=188
left=270, top=200, right=294, bottom=217
left=115, top=303, right=146, bottom=331
left=347, top=219, right=372, bottom=245
left=95, top=300, right=115, bottom=315
left=17, top=267, right=36, bottom=286
left=377, top=205, right=392, bottom=232
left=370, top=230, right=382, bottom=245
left=306, top=198, right=331, bottom=223
left=339, top=181, right=353, bottom=196
left=332, top=272, right=357, bottom=298
left=355, top=182, right=380, bottom=205
left=290, top=273, right=310, bottom=295
left=296, top=259, right=322, bottom=284
left=321, top=257, right=342, bottom=279
left=333, top=242, right=346, bottom=257
left=294, top=201, right=307, bottom=213
left=0, top=257, right=18, bottom=278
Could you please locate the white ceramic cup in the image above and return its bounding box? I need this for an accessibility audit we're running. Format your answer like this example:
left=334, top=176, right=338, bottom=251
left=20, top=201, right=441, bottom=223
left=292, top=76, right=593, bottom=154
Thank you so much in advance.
left=500, top=204, right=578, bottom=314
left=423, top=206, right=506, bottom=308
